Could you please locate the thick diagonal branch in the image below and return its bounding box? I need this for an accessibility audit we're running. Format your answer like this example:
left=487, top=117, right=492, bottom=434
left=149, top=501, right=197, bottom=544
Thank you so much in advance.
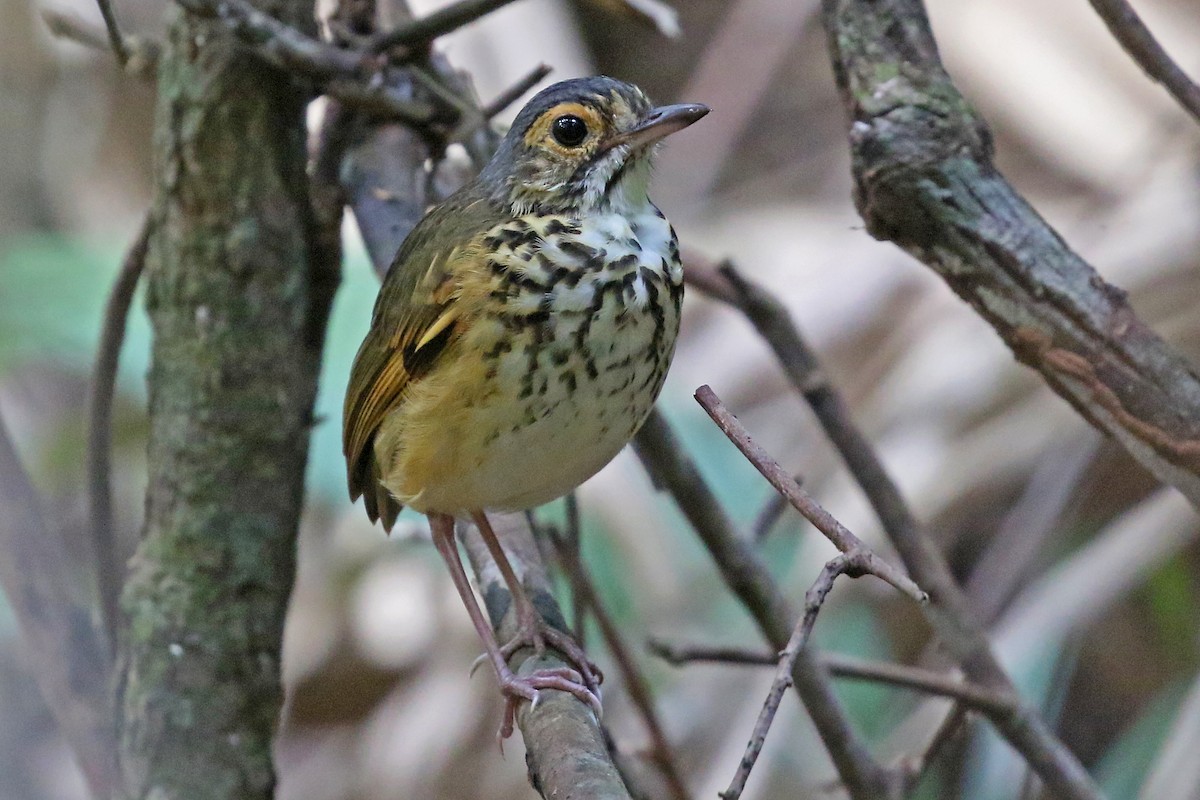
left=823, top=0, right=1200, bottom=511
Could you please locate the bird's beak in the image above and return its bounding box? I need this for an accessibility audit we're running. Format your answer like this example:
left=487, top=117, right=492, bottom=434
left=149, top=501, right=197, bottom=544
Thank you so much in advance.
left=605, top=103, right=709, bottom=151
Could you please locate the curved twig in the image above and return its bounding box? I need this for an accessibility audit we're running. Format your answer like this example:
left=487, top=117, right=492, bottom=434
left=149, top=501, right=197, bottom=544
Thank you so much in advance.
left=1087, top=0, right=1200, bottom=126
left=648, top=640, right=1017, bottom=715
left=87, top=216, right=150, bottom=653
left=720, top=554, right=885, bottom=800
left=368, top=0, right=521, bottom=53
left=695, top=385, right=927, bottom=605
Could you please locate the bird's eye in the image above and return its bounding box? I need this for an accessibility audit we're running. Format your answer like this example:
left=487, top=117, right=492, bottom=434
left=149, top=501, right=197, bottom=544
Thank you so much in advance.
left=551, top=115, right=589, bottom=147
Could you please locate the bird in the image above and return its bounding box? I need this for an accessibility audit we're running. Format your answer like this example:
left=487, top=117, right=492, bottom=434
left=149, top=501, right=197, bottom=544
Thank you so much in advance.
left=343, top=75, right=708, bottom=735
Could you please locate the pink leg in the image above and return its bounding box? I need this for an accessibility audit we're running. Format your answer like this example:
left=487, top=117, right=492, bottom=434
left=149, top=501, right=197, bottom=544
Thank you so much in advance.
left=470, top=510, right=604, bottom=695
left=429, top=513, right=600, bottom=738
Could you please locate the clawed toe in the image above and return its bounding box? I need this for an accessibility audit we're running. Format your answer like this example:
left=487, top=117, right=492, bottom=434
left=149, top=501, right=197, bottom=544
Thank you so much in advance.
left=494, top=665, right=603, bottom=741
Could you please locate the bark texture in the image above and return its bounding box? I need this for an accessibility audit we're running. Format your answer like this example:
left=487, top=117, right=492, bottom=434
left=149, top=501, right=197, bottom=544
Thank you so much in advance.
left=116, top=2, right=337, bottom=798
left=823, top=0, right=1200, bottom=507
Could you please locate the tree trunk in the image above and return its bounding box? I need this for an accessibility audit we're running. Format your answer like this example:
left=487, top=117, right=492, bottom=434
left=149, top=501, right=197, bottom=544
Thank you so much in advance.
left=116, top=2, right=338, bottom=797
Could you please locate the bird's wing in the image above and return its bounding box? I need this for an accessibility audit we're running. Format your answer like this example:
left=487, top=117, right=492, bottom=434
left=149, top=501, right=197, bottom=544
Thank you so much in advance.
left=343, top=194, right=502, bottom=530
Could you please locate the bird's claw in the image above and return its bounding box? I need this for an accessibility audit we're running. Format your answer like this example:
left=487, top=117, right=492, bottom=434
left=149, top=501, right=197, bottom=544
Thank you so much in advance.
left=495, top=666, right=603, bottom=742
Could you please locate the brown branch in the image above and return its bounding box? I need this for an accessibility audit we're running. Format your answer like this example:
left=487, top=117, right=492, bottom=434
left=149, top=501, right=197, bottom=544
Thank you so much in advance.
left=695, top=385, right=927, bottom=605
left=174, top=0, right=439, bottom=123
left=368, top=0, right=522, bottom=52
left=95, top=0, right=129, bottom=64
left=632, top=411, right=899, bottom=800
left=541, top=517, right=691, bottom=800
left=720, top=554, right=887, bottom=800
left=823, top=0, right=1200, bottom=511
left=481, top=62, right=552, bottom=119
left=685, top=252, right=1102, bottom=799
left=0, top=411, right=117, bottom=798
left=1087, top=0, right=1200, bottom=126
left=87, top=217, right=151, bottom=653
left=648, top=641, right=1016, bottom=716
left=41, top=8, right=160, bottom=77
left=822, top=3, right=1181, bottom=797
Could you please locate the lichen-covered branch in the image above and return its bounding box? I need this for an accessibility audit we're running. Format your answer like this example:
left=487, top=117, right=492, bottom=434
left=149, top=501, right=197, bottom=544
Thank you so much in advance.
left=116, top=1, right=337, bottom=797
left=823, top=0, right=1200, bottom=510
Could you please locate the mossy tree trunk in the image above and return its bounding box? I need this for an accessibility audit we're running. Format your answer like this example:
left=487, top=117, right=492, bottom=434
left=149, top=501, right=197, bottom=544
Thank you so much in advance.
left=116, top=1, right=338, bottom=798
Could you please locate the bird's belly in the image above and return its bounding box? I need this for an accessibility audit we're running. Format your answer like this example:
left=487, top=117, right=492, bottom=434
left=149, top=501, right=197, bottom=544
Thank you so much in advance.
left=387, top=281, right=679, bottom=514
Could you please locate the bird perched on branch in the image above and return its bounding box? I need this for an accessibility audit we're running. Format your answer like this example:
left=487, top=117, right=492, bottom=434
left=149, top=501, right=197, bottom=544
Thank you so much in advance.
left=343, top=76, right=707, bottom=734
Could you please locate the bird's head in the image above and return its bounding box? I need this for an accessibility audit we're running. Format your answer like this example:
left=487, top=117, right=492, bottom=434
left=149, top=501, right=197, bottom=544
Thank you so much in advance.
left=479, top=76, right=708, bottom=216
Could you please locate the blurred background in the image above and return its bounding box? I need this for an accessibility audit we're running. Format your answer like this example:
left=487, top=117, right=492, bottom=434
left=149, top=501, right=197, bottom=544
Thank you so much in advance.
left=3, top=0, right=1200, bottom=797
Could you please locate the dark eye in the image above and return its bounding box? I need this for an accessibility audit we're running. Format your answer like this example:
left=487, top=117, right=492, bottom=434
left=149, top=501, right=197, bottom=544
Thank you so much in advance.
left=551, top=115, right=589, bottom=147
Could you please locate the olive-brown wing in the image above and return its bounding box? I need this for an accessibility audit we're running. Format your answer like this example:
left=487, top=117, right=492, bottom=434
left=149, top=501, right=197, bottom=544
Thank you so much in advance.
left=342, top=194, right=500, bottom=530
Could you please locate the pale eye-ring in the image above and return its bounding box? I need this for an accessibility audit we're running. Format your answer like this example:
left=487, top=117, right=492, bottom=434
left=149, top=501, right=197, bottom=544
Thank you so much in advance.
left=551, top=115, right=589, bottom=147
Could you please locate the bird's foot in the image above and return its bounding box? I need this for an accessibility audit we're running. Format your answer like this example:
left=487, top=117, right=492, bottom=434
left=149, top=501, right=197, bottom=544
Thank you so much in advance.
left=497, top=665, right=603, bottom=740
left=498, top=612, right=604, bottom=696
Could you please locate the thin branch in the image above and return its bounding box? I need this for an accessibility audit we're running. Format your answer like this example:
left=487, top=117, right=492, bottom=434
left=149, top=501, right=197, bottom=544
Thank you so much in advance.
left=481, top=62, right=551, bottom=119
left=87, top=216, right=150, bottom=654
left=721, top=554, right=888, bottom=800
left=1087, top=0, right=1200, bottom=126
left=174, top=0, right=438, bottom=123
left=632, top=411, right=898, bottom=800
left=895, top=704, right=968, bottom=794
left=368, top=0, right=521, bottom=52
left=750, top=473, right=799, bottom=543
left=95, top=0, right=129, bottom=65
left=686, top=254, right=1103, bottom=799
left=563, top=492, right=587, bottom=646
left=543, top=518, right=691, bottom=800
left=648, top=640, right=1016, bottom=716
left=41, top=9, right=160, bottom=77
left=694, top=385, right=927, bottom=605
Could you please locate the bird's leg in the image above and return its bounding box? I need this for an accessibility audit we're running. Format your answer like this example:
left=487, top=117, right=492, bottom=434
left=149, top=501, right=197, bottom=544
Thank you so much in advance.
left=428, top=512, right=600, bottom=738
left=469, top=510, right=604, bottom=696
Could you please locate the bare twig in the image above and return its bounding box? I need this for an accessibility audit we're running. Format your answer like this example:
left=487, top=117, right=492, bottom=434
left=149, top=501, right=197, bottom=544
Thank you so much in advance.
left=1087, top=0, right=1200, bottom=127
left=543, top=518, right=691, bottom=800
left=633, top=411, right=898, bottom=799
left=895, top=704, right=969, bottom=792
left=368, top=0, right=521, bottom=52
left=563, top=492, right=587, bottom=645
left=41, top=9, right=160, bottom=77
left=481, top=62, right=551, bottom=119
left=694, top=385, right=927, bottom=605
left=175, top=0, right=438, bottom=123
left=87, top=217, right=151, bottom=653
left=750, top=474, right=798, bottom=542
left=0, top=411, right=117, bottom=797
left=95, top=0, right=129, bottom=64
left=648, top=641, right=1016, bottom=715
left=721, top=554, right=891, bottom=800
